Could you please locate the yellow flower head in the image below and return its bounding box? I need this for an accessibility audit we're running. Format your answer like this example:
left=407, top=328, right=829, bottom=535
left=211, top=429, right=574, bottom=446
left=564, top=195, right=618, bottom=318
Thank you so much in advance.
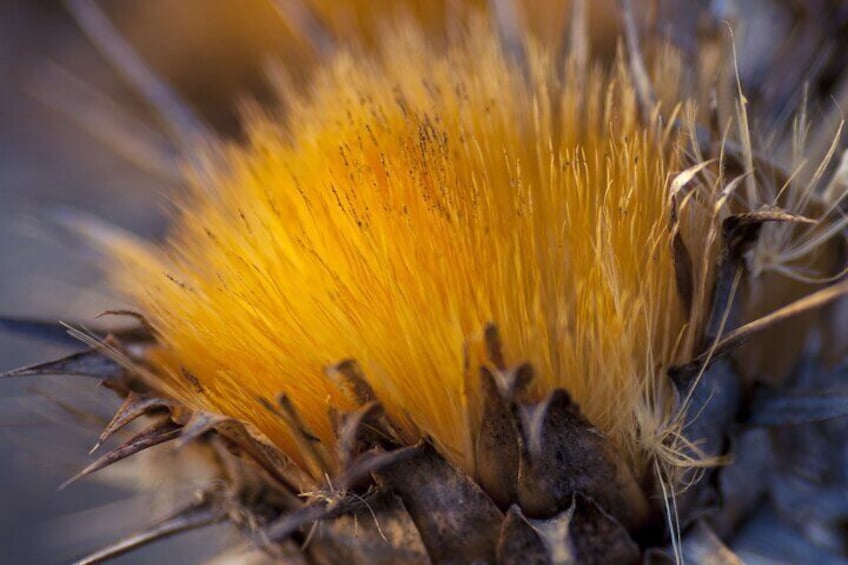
left=107, top=16, right=714, bottom=479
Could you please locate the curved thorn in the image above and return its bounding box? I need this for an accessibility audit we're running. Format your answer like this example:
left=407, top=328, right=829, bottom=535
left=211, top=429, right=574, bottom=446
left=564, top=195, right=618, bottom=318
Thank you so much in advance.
left=93, top=393, right=173, bottom=454
left=61, top=419, right=181, bottom=490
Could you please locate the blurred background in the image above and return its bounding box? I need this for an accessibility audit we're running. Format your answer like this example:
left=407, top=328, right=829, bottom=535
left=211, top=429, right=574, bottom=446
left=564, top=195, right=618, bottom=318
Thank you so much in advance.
left=0, top=1, right=286, bottom=562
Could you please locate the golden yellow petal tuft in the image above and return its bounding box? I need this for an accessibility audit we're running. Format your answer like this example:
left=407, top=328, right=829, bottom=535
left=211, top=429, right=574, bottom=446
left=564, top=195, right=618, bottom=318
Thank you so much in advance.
left=106, top=18, right=715, bottom=478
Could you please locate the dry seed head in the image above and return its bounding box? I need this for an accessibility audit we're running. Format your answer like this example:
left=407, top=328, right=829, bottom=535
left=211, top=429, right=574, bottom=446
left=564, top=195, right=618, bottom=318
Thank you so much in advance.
left=104, top=18, right=716, bottom=479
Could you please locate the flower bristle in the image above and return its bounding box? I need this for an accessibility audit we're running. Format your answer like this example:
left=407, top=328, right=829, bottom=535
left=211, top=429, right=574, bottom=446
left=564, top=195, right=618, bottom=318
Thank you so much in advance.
left=103, top=16, right=718, bottom=479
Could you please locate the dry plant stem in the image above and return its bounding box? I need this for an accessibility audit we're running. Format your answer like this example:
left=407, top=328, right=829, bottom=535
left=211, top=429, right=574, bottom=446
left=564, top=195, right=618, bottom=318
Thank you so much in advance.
left=679, top=278, right=848, bottom=377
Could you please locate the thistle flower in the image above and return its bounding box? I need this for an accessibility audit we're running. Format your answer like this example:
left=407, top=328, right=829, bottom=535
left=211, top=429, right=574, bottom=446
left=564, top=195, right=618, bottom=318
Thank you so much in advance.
left=4, top=1, right=848, bottom=563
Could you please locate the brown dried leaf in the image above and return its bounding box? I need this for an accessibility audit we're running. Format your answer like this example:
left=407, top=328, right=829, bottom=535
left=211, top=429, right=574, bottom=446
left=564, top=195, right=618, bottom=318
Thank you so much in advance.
left=177, top=410, right=226, bottom=443
left=265, top=500, right=340, bottom=544
left=95, top=309, right=156, bottom=338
